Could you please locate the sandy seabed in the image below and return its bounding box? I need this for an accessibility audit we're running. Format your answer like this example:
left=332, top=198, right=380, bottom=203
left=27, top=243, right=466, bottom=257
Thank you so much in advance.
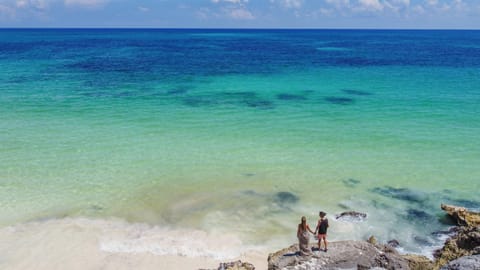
left=0, top=217, right=268, bottom=270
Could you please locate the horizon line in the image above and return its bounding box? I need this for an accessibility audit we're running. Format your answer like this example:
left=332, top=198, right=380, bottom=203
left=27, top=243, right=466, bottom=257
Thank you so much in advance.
left=0, top=27, right=479, bottom=31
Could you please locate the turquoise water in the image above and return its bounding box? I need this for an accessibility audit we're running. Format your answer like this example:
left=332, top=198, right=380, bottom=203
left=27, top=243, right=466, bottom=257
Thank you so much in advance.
left=1, top=29, right=480, bottom=254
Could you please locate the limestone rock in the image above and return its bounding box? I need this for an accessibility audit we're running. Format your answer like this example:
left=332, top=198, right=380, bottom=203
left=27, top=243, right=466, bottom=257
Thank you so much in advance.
left=434, top=226, right=480, bottom=269
left=368, top=235, right=378, bottom=245
left=441, top=204, right=480, bottom=227
left=200, top=260, right=255, bottom=270
left=439, top=255, right=480, bottom=270
left=402, top=254, right=434, bottom=270
left=267, top=241, right=410, bottom=270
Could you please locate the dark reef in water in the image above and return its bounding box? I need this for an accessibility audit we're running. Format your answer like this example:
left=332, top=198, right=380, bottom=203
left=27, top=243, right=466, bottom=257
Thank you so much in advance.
left=67, top=56, right=156, bottom=73
left=371, top=186, right=427, bottom=204
left=182, top=91, right=274, bottom=110
left=406, top=208, right=434, bottom=222
left=276, top=93, right=307, bottom=101
left=342, top=178, right=361, bottom=188
left=182, top=96, right=215, bottom=107
left=244, top=99, right=274, bottom=109
left=324, top=96, right=355, bottom=105
left=341, top=89, right=373, bottom=96
left=166, top=88, right=189, bottom=95
left=273, top=191, right=299, bottom=206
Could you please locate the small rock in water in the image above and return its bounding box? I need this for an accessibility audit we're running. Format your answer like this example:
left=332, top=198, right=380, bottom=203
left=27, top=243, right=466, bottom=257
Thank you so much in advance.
left=387, top=239, right=400, bottom=248
left=335, top=211, right=367, bottom=222
left=414, top=235, right=434, bottom=246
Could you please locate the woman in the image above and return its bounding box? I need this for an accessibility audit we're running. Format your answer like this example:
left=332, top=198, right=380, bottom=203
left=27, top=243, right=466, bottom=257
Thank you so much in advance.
left=297, top=216, right=315, bottom=256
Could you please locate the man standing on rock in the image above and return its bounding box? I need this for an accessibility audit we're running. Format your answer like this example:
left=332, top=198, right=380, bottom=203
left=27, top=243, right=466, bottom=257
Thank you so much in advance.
left=315, top=211, right=329, bottom=252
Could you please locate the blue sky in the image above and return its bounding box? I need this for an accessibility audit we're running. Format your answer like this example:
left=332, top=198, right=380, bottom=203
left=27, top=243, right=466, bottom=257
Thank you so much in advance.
left=0, top=0, right=479, bottom=28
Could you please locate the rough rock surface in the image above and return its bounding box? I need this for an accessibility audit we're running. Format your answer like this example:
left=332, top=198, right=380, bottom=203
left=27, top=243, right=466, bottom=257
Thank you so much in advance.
left=335, top=211, right=367, bottom=221
left=402, top=254, right=434, bottom=270
left=439, top=254, right=480, bottom=270
left=267, top=241, right=411, bottom=270
left=434, top=226, right=480, bottom=269
left=200, top=260, right=255, bottom=270
left=441, top=204, right=480, bottom=227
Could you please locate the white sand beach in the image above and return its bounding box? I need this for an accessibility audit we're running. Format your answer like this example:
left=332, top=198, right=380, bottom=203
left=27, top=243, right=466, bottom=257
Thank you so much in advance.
left=0, top=217, right=268, bottom=270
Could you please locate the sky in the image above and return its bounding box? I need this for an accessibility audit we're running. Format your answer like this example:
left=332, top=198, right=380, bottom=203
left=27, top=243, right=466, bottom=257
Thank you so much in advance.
left=0, top=0, right=479, bottom=29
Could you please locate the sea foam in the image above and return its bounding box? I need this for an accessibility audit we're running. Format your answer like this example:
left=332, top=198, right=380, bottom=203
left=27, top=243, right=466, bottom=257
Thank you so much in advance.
left=0, top=217, right=262, bottom=270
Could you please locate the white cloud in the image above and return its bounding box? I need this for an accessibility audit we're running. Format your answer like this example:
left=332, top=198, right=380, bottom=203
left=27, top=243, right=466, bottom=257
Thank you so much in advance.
left=0, top=4, right=15, bottom=19
left=211, top=0, right=248, bottom=4
left=323, top=0, right=414, bottom=14
left=16, top=0, right=28, bottom=8
left=196, top=7, right=211, bottom=19
left=271, top=0, right=303, bottom=9
left=229, top=7, right=254, bottom=19
left=412, top=4, right=425, bottom=14
left=137, top=6, right=149, bottom=12
left=15, top=0, right=48, bottom=10
left=64, top=0, right=107, bottom=7
left=357, top=0, right=384, bottom=11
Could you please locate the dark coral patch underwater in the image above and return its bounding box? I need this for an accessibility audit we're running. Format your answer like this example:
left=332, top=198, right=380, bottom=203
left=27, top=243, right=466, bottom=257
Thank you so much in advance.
left=341, top=89, right=373, bottom=96
left=324, top=96, right=355, bottom=105
left=276, top=93, right=307, bottom=101
left=371, top=186, right=428, bottom=204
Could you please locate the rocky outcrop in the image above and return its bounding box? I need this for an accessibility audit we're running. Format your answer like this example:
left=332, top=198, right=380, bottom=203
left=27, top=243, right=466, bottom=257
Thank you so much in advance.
left=267, top=241, right=414, bottom=270
left=402, top=254, right=435, bottom=270
left=439, top=254, right=480, bottom=270
left=200, top=260, right=255, bottom=270
left=434, top=204, right=480, bottom=269
left=434, top=226, right=480, bottom=269
left=441, top=204, right=480, bottom=227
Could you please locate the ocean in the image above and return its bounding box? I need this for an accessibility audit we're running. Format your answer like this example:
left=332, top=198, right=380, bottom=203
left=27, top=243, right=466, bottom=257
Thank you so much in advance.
left=1, top=29, right=479, bottom=259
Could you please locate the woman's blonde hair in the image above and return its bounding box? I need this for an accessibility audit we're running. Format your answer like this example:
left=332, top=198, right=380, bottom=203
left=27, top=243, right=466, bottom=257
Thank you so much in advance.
left=300, top=216, right=307, bottom=231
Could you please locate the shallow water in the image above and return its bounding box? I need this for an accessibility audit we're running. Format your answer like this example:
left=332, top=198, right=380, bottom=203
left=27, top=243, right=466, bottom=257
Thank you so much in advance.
left=1, top=29, right=480, bottom=257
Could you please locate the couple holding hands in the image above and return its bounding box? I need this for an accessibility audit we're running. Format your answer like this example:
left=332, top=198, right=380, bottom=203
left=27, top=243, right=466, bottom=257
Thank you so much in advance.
left=297, top=211, right=329, bottom=256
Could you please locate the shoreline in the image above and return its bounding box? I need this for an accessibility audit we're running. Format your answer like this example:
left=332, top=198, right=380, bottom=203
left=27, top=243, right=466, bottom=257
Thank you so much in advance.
left=0, top=216, right=446, bottom=270
left=0, top=216, right=269, bottom=270
left=2, top=203, right=478, bottom=270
